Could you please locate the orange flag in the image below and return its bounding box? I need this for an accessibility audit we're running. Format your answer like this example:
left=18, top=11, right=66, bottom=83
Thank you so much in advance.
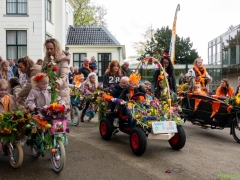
left=194, top=98, right=201, bottom=111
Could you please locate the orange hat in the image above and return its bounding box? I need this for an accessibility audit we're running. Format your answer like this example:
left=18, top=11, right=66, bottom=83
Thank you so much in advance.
left=129, top=73, right=141, bottom=83
left=158, top=75, right=164, bottom=81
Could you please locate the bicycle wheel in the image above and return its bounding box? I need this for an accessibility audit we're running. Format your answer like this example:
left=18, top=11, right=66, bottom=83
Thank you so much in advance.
left=9, top=142, right=24, bottom=168
left=70, top=105, right=80, bottom=126
left=51, top=140, right=66, bottom=173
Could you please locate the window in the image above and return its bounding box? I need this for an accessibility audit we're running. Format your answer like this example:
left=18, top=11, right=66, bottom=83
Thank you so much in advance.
left=46, top=0, right=51, bottom=21
left=230, top=46, right=236, bottom=65
left=7, top=0, right=27, bottom=14
left=73, top=53, right=87, bottom=67
left=222, top=50, right=228, bottom=65
left=98, top=53, right=111, bottom=78
left=6, top=30, right=27, bottom=60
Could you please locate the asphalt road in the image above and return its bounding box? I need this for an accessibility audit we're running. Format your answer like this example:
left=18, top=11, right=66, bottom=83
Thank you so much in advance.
left=0, top=117, right=240, bottom=180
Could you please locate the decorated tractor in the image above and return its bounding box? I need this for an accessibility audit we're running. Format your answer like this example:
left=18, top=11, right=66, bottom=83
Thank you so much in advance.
left=98, top=58, right=186, bottom=156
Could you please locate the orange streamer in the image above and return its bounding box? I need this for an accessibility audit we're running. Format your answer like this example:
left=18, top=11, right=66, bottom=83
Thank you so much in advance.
left=102, top=93, right=113, bottom=102
left=210, top=101, right=221, bottom=118
left=194, top=98, right=201, bottom=111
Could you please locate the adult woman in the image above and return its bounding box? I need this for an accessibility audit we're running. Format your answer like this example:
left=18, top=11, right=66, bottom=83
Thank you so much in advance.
left=216, top=78, right=234, bottom=98
left=0, top=60, right=14, bottom=80
left=188, top=58, right=212, bottom=92
left=103, top=60, right=121, bottom=90
left=152, top=56, right=176, bottom=93
left=43, top=38, right=70, bottom=109
left=17, top=56, right=42, bottom=98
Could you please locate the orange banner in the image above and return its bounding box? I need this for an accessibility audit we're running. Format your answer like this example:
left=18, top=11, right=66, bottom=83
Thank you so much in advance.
left=194, top=98, right=201, bottom=111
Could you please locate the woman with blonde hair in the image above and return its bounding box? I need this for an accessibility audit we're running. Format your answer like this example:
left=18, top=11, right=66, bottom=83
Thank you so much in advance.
left=103, top=60, right=122, bottom=90
left=42, top=38, right=70, bottom=111
left=188, top=58, right=212, bottom=92
left=0, top=60, right=14, bottom=80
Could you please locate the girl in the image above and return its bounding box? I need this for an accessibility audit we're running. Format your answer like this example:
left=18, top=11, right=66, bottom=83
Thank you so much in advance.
left=80, top=73, right=103, bottom=122
left=0, top=79, right=17, bottom=113
left=25, top=73, right=64, bottom=111
left=193, top=83, right=207, bottom=96
left=0, top=60, right=14, bottom=80
left=216, top=78, right=234, bottom=99
left=9, top=77, right=25, bottom=108
left=103, top=60, right=121, bottom=90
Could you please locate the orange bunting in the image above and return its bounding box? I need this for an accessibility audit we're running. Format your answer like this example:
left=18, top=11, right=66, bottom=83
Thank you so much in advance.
left=210, top=101, right=221, bottom=118
left=102, top=93, right=113, bottom=102
left=227, top=105, right=232, bottom=113
left=194, top=98, right=201, bottom=111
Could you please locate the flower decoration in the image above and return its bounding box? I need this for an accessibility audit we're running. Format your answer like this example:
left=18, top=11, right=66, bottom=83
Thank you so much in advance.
left=39, top=102, right=70, bottom=121
left=225, top=92, right=240, bottom=106
left=177, top=83, right=188, bottom=95
left=34, top=74, right=47, bottom=82
left=0, top=110, right=31, bottom=144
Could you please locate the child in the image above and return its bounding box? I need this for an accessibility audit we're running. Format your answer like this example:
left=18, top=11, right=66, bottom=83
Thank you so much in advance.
left=80, top=72, right=103, bottom=122
left=0, top=79, right=18, bottom=113
left=89, top=56, right=97, bottom=73
left=74, top=73, right=84, bottom=88
left=25, top=73, right=64, bottom=111
left=144, top=81, right=152, bottom=95
left=114, top=73, right=146, bottom=130
left=193, top=83, right=207, bottom=96
left=107, top=76, right=129, bottom=112
left=9, top=77, right=25, bottom=108
left=154, top=75, right=177, bottom=102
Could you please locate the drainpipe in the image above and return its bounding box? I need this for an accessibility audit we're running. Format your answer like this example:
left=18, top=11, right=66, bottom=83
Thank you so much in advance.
left=117, top=47, right=121, bottom=62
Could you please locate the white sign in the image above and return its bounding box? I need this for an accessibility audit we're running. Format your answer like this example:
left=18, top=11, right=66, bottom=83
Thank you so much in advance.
left=151, top=121, right=178, bottom=134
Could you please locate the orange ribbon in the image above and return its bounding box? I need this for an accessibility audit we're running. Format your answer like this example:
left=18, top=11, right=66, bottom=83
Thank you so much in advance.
left=210, top=101, right=221, bottom=118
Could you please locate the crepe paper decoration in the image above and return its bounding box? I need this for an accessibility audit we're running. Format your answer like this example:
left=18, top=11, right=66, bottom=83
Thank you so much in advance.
left=210, top=101, right=221, bottom=118
left=194, top=98, right=201, bottom=111
left=227, top=105, right=232, bottom=113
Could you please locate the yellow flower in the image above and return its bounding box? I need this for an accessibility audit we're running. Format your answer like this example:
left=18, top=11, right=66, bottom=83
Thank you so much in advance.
left=162, top=92, right=167, bottom=96
left=167, top=99, right=171, bottom=103
left=45, top=123, right=52, bottom=129
left=147, top=121, right=152, bottom=126
left=12, top=128, right=17, bottom=132
left=0, top=113, right=3, bottom=120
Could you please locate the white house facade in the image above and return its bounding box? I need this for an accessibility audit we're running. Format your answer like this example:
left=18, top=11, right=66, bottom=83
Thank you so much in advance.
left=0, top=0, right=76, bottom=62
left=66, top=25, right=126, bottom=80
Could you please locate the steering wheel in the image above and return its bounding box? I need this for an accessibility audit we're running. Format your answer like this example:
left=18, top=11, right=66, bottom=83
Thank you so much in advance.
left=130, top=92, right=145, bottom=100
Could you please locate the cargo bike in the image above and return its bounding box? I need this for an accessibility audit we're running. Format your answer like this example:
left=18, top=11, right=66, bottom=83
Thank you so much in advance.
left=181, top=92, right=240, bottom=143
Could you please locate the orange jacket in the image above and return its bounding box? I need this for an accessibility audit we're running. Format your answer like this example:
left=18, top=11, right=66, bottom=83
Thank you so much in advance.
left=216, top=86, right=234, bottom=97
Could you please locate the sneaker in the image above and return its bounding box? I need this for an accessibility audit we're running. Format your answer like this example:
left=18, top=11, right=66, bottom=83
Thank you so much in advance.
left=112, top=129, right=119, bottom=135
left=19, top=135, right=28, bottom=146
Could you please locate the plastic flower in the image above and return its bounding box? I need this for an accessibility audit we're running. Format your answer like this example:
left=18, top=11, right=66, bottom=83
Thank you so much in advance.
left=52, top=66, right=58, bottom=71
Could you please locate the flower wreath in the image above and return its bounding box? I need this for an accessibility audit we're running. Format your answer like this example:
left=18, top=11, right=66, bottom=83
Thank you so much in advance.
left=34, top=73, right=47, bottom=82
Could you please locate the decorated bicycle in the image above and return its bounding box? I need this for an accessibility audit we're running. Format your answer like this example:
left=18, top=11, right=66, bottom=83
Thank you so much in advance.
left=27, top=56, right=70, bottom=172
left=0, top=110, right=31, bottom=168
left=98, top=58, right=186, bottom=156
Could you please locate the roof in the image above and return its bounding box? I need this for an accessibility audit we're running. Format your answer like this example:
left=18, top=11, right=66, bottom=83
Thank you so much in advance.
left=66, top=25, right=121, bottom=46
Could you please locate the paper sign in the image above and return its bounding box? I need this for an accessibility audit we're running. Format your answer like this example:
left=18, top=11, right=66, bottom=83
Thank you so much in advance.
left=151, top=121, right=178, bottom=134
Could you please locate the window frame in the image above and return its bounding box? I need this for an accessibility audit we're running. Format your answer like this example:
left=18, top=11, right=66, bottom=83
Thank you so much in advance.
left=98, top=53, right=111, bottom=80
left=6, top=30, right=27, bottom=60
left=46, top=0, right=51, bottom=22
left=73, top=53, right=87, bottom=68
left=6, top=0, right=28, bottom=15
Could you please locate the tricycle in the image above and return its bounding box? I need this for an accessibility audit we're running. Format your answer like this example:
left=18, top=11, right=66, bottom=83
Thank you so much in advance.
left=181, top=92, right=240, bottom=143
left=99, top=93, right=186, bottom=156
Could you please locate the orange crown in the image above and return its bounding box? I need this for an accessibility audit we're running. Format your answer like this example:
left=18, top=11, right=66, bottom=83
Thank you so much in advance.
left=129, top=73, right=141, bottom=83
left=34, top=73, right=47, bottom=82
left=158, top=75, right=164, bottom=81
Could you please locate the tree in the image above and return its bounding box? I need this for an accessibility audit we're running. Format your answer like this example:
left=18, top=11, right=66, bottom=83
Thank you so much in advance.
left=154, top=26, right=200, bottom=64
left=132, top=26, right=156, bottom=60
left=74, top=0, right=107, bottom=26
